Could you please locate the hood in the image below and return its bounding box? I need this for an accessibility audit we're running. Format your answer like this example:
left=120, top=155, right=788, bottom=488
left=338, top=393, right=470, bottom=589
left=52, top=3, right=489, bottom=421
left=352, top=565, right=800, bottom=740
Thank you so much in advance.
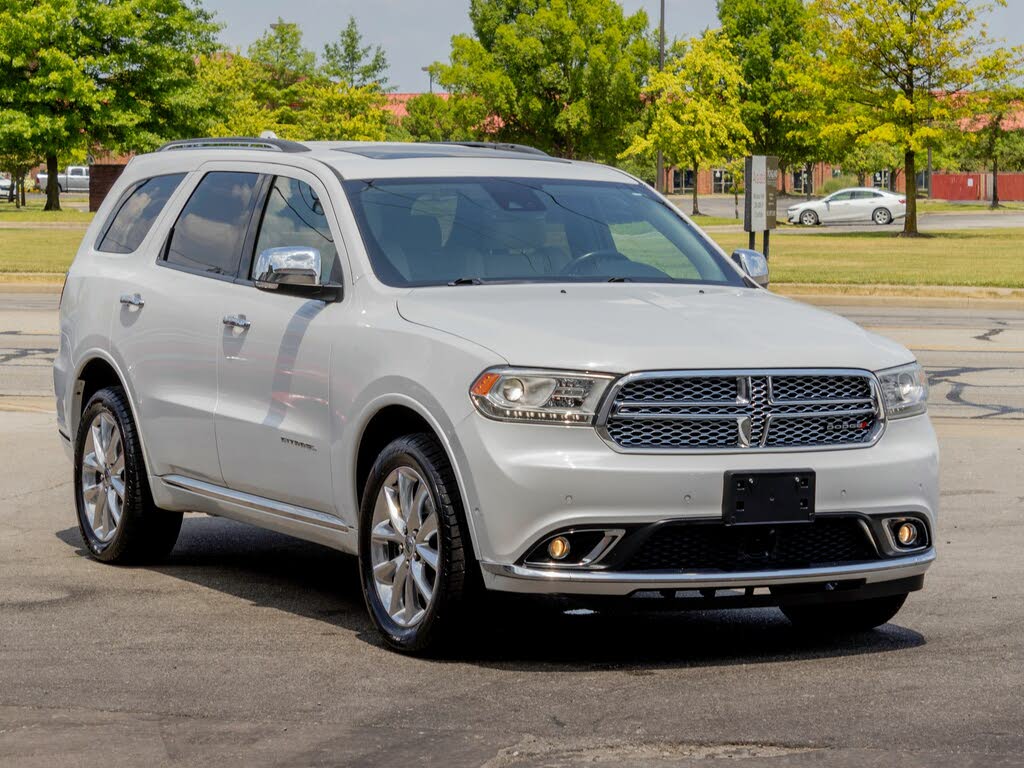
left=396, top=284, right=914, bottom=374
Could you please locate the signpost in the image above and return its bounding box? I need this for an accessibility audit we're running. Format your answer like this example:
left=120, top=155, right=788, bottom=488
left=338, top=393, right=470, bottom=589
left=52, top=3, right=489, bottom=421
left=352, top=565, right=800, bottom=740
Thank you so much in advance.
left=744, top=155, right=779, bottom=259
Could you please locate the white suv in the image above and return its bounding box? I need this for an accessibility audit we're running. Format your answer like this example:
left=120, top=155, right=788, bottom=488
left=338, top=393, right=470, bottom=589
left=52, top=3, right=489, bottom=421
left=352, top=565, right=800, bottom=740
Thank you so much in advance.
left=55, top=138, right=937, bottom=652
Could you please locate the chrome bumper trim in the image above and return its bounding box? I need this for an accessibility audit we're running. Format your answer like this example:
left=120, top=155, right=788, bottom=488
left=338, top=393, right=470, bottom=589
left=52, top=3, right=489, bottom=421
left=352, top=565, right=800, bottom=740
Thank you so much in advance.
left=480, top=549, right=935, bottom=596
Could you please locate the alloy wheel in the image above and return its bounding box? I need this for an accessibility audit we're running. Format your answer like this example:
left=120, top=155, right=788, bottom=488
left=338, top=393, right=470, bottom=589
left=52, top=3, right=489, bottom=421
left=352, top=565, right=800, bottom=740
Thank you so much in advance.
left=369, top=466, right=441, bottom=628
left=800, top=211, right=818, bottom=226
left=80, top=412, right=126, bottom=543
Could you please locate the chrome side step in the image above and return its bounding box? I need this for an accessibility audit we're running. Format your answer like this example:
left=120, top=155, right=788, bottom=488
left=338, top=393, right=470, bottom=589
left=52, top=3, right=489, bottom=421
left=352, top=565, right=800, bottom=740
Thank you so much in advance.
left=161, top=474, right=351, bottom=533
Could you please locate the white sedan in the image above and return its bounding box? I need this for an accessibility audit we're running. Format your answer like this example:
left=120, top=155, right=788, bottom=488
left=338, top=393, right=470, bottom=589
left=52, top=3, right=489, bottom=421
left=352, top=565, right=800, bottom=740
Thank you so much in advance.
left=788, top=188, right=906, bottom=226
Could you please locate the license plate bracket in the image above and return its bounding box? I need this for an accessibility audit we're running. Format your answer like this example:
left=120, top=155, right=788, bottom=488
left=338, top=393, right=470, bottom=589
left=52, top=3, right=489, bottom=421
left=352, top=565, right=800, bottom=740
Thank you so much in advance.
left=723, top=470, right=815, bottom=526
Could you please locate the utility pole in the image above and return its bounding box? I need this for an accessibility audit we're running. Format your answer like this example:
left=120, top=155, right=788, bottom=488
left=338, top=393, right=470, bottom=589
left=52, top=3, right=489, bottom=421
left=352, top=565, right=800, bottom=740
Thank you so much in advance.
left=656, top=0, right=665, bottom=193
left=421, top=66, right=434, bottom=94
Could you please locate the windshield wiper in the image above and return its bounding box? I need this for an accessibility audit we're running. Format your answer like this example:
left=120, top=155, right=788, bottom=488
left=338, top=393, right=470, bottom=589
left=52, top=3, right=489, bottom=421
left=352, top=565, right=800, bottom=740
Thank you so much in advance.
left=448, top=277, right=485, bottom=286
left=607, top=276, right=634, bottom=283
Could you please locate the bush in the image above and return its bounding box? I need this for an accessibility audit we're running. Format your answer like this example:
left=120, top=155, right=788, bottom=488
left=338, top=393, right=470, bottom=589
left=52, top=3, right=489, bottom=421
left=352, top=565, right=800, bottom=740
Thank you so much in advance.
left=819, top=175, right=859, bottom=196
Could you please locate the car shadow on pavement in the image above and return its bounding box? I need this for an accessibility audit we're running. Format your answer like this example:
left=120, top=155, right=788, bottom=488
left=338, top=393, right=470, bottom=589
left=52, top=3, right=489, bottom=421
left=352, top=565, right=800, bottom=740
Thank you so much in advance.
left=56, top=516, right=926, bottom=669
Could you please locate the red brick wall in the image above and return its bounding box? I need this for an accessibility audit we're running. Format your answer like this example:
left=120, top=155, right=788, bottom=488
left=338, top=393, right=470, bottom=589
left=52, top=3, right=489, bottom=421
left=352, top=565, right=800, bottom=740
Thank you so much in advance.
left=931, top=173, right=984, bottom=201
left=89, top=164, right=127, bottom=212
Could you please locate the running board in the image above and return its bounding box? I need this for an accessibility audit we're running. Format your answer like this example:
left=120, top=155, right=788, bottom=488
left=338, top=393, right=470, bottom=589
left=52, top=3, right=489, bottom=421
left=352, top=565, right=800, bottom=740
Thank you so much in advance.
left=161, top=474, right=352, bottom=535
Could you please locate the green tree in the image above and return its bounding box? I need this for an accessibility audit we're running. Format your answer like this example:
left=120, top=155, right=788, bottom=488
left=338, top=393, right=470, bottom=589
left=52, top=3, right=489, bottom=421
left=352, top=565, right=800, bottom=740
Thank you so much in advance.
left=248, top=18, right=317, bottom=99
left=0, top=0, right=219, bottom=211
left=717, top=0, right=816, bottom=189
left=197, top=52, right=282, bottom=137
left=322, top=16, right=390, bottom=90
left=967, top=48, right=1024, bottom=207
left=838, top=132, right=903, bottom=187
left=402, top=94, right=487, bottom=142
left=0, top=113, right=41, bottom=208
left=624, top=33, right=751, bottom=215
left=290, top=81, right=393, bottom=141
left=434, top=0, right=656, bottom=162
left=811, top=0, right=1006, bottom=234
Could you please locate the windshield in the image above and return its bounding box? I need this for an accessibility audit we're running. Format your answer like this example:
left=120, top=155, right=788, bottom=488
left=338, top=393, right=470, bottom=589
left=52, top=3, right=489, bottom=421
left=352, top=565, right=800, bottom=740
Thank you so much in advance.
left=342, top=177, right=745, bottom=287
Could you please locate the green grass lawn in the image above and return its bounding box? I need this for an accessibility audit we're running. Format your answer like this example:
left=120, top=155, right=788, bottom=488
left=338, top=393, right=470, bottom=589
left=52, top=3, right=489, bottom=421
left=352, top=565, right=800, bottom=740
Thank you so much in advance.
left=709, top=229, right=1024, bottom=288
left=917, top=200, right=1024, bottom=213
left=0, top=228, right=85, bottom=277
left=0, top=199, right=94, bottom=223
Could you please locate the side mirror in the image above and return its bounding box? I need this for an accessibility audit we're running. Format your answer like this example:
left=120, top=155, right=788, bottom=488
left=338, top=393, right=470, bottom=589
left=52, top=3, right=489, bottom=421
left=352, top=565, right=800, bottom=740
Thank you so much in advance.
left=731, top=249, right=769, bottom=288
left=254, top=246, right=321, bottom=289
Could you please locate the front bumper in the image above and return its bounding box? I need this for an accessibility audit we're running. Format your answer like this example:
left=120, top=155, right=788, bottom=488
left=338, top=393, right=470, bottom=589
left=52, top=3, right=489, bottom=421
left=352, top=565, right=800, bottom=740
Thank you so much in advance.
left=455, top=412, right=939, bottom=595
left=481, top=549, right=934, bottom=596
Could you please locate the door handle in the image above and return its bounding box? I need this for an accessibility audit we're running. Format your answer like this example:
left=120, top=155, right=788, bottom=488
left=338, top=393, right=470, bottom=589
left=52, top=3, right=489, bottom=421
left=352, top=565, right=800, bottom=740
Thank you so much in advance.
left=222, top=314, right=251, bottom=330
left=119, top=293, right=144, bottom=308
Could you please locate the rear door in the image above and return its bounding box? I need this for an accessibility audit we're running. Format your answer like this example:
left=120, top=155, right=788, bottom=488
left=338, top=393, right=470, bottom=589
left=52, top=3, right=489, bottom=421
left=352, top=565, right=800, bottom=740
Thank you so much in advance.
left=213, top=168, right=344, bottom=513
left=105, top=170, right=263, bottom=484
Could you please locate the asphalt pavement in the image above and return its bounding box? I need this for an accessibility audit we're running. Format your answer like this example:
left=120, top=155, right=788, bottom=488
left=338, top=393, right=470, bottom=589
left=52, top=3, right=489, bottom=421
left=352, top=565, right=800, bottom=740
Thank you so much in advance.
left=2, top=293, right=1023, bottom=767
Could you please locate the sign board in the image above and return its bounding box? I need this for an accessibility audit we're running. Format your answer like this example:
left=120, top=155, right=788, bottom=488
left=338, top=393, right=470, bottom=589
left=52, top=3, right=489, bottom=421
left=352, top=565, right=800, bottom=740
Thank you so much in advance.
left=744, top=155, right=779, bottom=232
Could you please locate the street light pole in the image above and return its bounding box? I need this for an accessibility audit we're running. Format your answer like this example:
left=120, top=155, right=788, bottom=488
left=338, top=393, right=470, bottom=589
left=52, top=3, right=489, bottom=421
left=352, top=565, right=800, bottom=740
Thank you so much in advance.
left=655, top=0, right=665, bottom=193
left=421, top=66, right=434, bottom=94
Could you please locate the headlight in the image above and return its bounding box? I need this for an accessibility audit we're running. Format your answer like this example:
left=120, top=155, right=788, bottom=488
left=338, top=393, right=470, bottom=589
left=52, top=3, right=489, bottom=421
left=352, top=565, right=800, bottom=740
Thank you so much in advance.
left=470, top=368, right=614, bottom=424
left=877, top=362, right=928, bottom=419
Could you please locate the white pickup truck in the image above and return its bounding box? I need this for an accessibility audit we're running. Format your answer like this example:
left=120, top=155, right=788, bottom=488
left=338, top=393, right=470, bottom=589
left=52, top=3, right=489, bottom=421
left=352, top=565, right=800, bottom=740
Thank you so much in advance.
left=37, top=165, right=90, bottom=193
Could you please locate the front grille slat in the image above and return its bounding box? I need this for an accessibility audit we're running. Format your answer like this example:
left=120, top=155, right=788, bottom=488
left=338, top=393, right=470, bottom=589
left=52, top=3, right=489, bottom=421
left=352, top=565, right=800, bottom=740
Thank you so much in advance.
left=603, top=371, right=881, bottom=451
left=622, top=518, right=878, bottom=572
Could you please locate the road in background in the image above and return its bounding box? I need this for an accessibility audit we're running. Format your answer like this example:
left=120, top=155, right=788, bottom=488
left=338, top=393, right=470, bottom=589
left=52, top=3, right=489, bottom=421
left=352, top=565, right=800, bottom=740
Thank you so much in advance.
left=2, top=293, right=1022, bottom=766
left=671, top=194, right=1024, bottom=233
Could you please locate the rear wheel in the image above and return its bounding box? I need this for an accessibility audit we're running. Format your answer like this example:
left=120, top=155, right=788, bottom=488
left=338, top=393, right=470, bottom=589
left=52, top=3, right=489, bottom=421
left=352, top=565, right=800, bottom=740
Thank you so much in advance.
left=359, top=433, right=474, bottom=654
left=799, top=210, right=819, bottom=226
left=780, top=593, right=908, bottom=633
left=74, top=387, right=182, bottom=562
left=873, top=207, right=893, bottom=225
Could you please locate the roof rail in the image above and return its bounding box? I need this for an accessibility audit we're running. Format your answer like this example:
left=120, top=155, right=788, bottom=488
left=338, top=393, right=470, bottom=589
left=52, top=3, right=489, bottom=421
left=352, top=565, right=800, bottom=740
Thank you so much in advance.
left=157, top=137, right=311, bottom=154
left=434, top=141, right=550, bottom=157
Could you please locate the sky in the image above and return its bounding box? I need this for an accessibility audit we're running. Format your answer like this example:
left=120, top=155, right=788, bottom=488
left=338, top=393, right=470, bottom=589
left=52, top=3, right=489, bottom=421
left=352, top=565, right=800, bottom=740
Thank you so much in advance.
left=204, top=0, right=1024, bottom=93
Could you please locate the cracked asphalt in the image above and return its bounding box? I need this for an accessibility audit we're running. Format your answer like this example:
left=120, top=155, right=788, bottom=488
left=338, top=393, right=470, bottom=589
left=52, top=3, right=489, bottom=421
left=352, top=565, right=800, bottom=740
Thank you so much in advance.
left=1, top=293, right=1022, bottom=767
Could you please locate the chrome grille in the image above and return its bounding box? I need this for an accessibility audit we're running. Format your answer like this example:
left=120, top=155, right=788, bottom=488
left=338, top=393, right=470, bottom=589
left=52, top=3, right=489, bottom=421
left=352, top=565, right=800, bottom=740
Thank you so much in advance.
left=601, top=371, right=882, bottom=452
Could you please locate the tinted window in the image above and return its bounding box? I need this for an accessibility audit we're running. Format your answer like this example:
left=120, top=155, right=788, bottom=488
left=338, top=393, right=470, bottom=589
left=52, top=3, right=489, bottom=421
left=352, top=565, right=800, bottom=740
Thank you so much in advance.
left=97, top=173, right=187, bottom=254
left=343, top=178, right=742, bottom=287
left=166, top=172, right=260, bottom=276
left=829, top=191, right=853, bottom=201
left=254, top=177, right=341, bottom=282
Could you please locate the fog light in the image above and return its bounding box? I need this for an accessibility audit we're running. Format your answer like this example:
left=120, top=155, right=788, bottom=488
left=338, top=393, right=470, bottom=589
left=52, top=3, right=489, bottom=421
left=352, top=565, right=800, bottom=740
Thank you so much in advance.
left=547, top=536, right=570, bottom=560
left=897, top=522, right=919, bottom=547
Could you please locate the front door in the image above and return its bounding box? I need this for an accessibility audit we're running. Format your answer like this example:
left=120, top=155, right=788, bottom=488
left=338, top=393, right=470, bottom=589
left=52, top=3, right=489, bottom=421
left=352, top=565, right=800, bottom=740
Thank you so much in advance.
left=214, top=171, right=343, bottom=513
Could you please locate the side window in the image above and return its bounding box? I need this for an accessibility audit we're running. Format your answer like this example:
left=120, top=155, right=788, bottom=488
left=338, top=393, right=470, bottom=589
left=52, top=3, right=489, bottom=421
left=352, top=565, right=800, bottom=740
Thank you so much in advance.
left=70, top=168, right=84, bottom=177
left=166, top=172, right=260, bottom=276
left=830, top=192, right=853, bottom=201
left=96, top=173, right=187, bottom=254
left=253, top=176, right=340, bottom=282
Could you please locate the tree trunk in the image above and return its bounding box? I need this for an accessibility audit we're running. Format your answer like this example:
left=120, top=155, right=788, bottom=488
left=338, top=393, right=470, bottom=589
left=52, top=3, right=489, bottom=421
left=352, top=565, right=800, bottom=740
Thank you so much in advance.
left=6, top=170, right=13, bottom=203
left=19, top=173, right=26, bottom=207
left=805, top=162, right=813, bottom=200
left=991, top=152, right=1000, bottom=209
left=691, top=164, right=700, bottom=216
left=44, top=155, right=61, bottom=211
left=857, top=172, right=866, bottom=187
left=902, top=149, right=918, bottom=236
left=780, top=163, right=788, bottom=195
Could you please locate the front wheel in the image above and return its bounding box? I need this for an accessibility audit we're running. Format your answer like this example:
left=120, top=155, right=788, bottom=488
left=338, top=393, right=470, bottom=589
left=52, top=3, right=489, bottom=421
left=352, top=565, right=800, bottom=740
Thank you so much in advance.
left=780, top=593, right=908, bottom=633
left=359, top=433, right=474, bottom=654
left=873, top=207, right=893, bottom=225
left=799, top=210, right=819, bottom=226
left=74, top=387, right=182, bottom=562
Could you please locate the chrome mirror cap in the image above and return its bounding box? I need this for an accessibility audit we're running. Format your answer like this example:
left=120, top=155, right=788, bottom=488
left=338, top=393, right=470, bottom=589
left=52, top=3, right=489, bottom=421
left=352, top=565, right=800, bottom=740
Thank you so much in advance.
left=254, top=246, right=321, bottom=289
left=731, top=249, right=769, bottom=288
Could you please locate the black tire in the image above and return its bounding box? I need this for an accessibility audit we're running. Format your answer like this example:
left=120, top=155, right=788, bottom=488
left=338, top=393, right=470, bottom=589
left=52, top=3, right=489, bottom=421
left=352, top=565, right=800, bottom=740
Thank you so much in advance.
left=799, top=210, right=819, bottom=226
left=780, top=593, right=908, bottom=634
left=873, top=207, right=893, bottom=225
left=74, top=386, right=182, bottom=563
left=358, top=433, right=474, bottom=654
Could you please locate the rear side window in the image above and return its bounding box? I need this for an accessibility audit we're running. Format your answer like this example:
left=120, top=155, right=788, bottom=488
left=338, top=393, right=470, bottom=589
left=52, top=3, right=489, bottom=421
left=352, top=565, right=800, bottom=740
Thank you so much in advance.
left=96, top=173, right=186, bottom=254
left=165, top=172, right=260, bottom=276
